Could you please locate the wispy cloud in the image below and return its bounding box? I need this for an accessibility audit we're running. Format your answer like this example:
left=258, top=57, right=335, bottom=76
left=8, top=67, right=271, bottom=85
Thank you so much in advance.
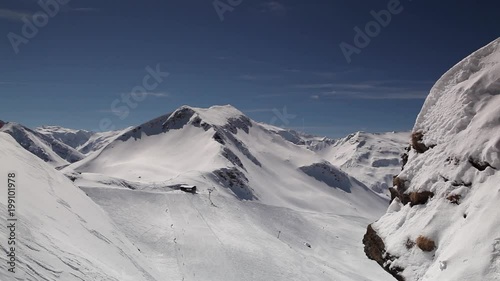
left=143, top=92, right=170, bottom=98
left=0, top=81, right=29, bottom=85
left=0, top=6, right=98, bottom=23
left=313, top=90, right=428, bottom=100
left=283, top=68, right=301, bottom=73
left=215, top=56, right=231, bottom=61
left=256, top=93, right=288, bottom=98
left=301, top=80, right=432, bottom=100
left=293, top=83, right=334, bottom=89
left=260, top=1, right=287, bottom=13
left=242, top=108, right=273, bottom=113
left=118, top=92, right=170, bottom=98
left=0, top=9, right=31, bottom=22
left=238, top=74, right=280, bottom=81
left=69, top=7, right=100, bottom=13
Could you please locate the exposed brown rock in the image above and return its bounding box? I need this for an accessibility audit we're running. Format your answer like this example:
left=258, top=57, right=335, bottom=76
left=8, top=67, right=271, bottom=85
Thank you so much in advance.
left=363, top=225, right=405, bottom=281
left=468, top=157, right=496, bottom=171
left=411, top=131, right=430, bottom=153
left=416, top=236, right=436, bottom=252
left=389, top=187, right=411, bottom=205
left=405, top=238, right=415, bottom=250
left=409, top=191, right=434, bottom=207
left=401, top=153, right=409, bottom=171
left=446, top=194, right=461, bottom=205
left=389, top=177, right=411, bottom=205
left=393, top=176, right=405, bottom=190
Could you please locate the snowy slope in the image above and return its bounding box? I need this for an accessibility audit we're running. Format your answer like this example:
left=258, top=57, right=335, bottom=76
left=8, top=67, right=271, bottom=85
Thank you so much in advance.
left=78, top=129, right=130, bottom=154
left=258, top=122, right=337, bottom=149
left=0, top=132, right=167, bottom=281
left=364, top=38, right=500, bottom=281
left=36, top=126, right=94, bottom=149
left=61, top=105, right=395, bottom=280
left=0, top=122, right=84, bottom=167
left=318, top=131, right=410, bottom=195
left=36, top=125, right=128, bottom=155
left=80, top=186, right=392, bottom=281
left=67, top=105, right=387, bottom=215
left=258, top=123, right=410, bottom=196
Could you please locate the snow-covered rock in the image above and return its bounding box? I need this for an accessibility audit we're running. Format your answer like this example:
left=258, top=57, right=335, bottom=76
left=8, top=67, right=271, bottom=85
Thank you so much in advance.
left=0, top=122, right=84, bottom=167
left=317, top=131, right=410, bottom=195
left=36, top=125, right=128, bottom=155
left=36, top=126, right=94, bottom=149
left=364, top=38, right=500, bottom=281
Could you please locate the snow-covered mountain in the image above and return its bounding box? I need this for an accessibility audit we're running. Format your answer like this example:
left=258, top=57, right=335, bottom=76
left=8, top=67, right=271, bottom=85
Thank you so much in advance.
left=67, top=105, right=387, bottom=214
left=0, top=133, right=166, bottom=281
left=0, top=122, right=84, bottom=167
left=317, top=131, right=410, bottom=195
left=244, top=123, right=410, bottom=196
left=364, top=38, right=500, bottom=281
left=58, top=105, right=396, bottom=280
left=0, top=105, right=419, bottom=280
left=36, top=125, right=128, bottom=155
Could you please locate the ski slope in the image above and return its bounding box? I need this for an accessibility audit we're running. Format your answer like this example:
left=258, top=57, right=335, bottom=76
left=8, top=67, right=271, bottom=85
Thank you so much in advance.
left=67, top=105, right=388, bottom=215
left=82, top=186, right=393, bottom=281
left=57, top=105, right=395, bottom=280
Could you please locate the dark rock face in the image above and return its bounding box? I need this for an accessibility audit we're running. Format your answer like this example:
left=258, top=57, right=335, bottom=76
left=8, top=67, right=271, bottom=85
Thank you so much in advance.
left=468, top=157, right=496, bottom=171
left=212, top=168, right=255, bottom=200
left=299, top=162, right=352, bottom=193
left=389, top=187, right=410, bottom=205
left=222, top=148, right=245, bottom=170
left=389, top=188, right=434, bottom=207
left=390, top=177, right=410, bottom=205
left=390, top=177, right=434, bottom=207
left=4, top=124, right=83, bottom=164
left=409, top=191, right=434, bottom=207
left=363, top=225, right=405, bottom=281
left=401, top=146, right=410, bottom=170
left=213, top=132, right=225, bottom=144
left=161, top=107, right=196, bottom=131
left=222, top=116, right=252, bottom=134
left=416, top=236, right=436, bottom=252
left=411, top=131, right=430, bottom=153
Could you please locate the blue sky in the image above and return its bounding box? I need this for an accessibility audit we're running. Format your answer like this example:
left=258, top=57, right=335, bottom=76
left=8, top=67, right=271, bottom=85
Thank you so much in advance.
left=0, top=0, right=498, bottom=138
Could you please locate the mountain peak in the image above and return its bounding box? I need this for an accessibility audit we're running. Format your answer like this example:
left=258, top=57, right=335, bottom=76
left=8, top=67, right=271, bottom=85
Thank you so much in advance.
left=177, top=104, right=246, bottom=127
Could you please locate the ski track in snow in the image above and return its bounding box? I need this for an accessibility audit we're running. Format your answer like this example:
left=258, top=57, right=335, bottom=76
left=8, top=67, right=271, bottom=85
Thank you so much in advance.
left=82, top=187, right=393, bottom=281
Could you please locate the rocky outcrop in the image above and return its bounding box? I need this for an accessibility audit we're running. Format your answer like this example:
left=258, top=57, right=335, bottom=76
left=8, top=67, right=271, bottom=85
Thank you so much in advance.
left=363, top=225, right=405, bottom=281
left=364, top=38, right=500, bottom=281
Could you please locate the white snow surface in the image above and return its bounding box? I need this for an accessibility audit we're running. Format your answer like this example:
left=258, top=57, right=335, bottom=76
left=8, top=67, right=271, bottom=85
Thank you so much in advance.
left=36, top=125, right=128, bottom=155
left=66, top=105, right=387, bottom=215
left=317, top=131, right=410, bottom=195
left=0, top=122, right=84, bottom=167
left=51, top=104, right=396, bottom=280
left=0, top=133, right=165, bottom=281
left=372, top=37, right=500, bottom=281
